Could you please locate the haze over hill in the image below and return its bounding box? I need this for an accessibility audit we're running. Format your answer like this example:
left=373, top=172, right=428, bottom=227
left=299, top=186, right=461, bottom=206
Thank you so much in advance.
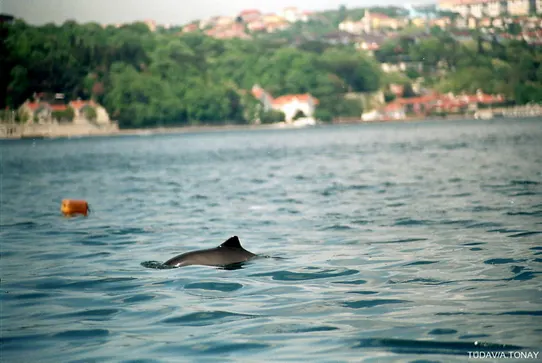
left=2, top=0, right=433, bottom=26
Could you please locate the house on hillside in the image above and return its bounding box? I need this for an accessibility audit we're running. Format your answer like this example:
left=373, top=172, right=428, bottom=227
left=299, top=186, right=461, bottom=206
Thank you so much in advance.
left=69, top=99, right=111, bottom=124
left=321, top=31, right=359, bottom=45
left=247, top=21, right=267, bottom=32
left=252, top=85, right=274, bottom=112
left=19, top=101, right=68, bottom=123
left=206, top=23, right=251, bottom=39
left=272, top=94, right=319, bottom=122
left=361, top=11, right=405, bottom=33
left=372, top=90, right=505, bottom=120
left=182, top=23, right=199, bottom=33
left=18, top=98, right=111, bottom=124
left=281, top=7, right=312, bottom=22
left=143, top=19, right=157, bottom=32
left=355, top=34, right=387, bottom=53
left=265, top=21, right=290, bottom=33
left=239, top=9, right=262, bottom=23
left=251, top=85, right=319, bottom=122
left=339, top=18, right=364, bottom=34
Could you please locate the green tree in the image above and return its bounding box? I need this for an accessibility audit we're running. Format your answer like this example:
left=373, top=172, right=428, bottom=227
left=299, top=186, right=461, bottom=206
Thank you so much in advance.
left=260, top=110, right=285, bottom=123
left=84, top=106, right=97, bottom=121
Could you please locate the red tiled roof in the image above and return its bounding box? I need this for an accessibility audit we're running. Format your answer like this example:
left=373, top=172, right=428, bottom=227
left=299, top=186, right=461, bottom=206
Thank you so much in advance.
left=272, top=94, right=319, bottom=105
left=25, top=102, right=41, bottom=111
left=369, top=12, right=390, bottom=19
left=183, top=23, right=198, bottom=32
left=69, top=100, right=91, bottom=110
left=383, top=102, right=404, bottom=111
left=248, top=22, right=266, bottom=31
left=50, top=104, right=67, bottom=111
left=240, top=9, right=261, bottom=15
left=252, top=88, right=265, bottom=99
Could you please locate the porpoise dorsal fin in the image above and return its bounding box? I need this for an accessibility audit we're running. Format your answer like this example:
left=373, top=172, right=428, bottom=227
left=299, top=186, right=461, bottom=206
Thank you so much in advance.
left=219, top=236, right=242, bottom=249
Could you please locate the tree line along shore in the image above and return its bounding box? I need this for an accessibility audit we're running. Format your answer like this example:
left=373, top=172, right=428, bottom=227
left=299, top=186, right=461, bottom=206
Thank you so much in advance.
left=1, top=12, right=540, bottom=130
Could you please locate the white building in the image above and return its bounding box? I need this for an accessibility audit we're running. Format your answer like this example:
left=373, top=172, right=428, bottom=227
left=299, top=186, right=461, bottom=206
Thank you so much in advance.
left=338, top=19, right=364, bottom=34
left=271, top=94, right=319, bottom=122
left=508, top=0, right=530, bottom=15
left=281, top=7, right=311, bottom=22
left=439, top=0, right=538, bottom=17
left=251, top=85, right=319, bottom=123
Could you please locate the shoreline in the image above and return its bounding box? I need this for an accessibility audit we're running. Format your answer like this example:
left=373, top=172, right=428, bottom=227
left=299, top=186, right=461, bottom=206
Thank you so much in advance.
left=1, top=114, right=539, bottom=140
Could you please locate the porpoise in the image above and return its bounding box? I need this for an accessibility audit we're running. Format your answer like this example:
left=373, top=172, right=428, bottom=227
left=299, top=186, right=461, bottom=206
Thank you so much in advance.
left=164, top=236, right=257, bottom=268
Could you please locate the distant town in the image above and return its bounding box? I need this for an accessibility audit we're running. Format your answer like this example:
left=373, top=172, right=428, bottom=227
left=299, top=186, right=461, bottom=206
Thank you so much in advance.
left=130, top=1, right=541, bottom=45
left=0, top=0, right=541, bottom=138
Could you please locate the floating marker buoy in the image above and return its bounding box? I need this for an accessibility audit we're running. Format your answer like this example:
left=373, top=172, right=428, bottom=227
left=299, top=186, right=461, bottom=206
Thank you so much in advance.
left=61, top=199, right=89, bottom=217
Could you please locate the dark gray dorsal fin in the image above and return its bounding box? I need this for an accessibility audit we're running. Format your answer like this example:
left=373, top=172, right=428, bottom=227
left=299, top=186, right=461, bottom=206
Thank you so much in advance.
left=219, top=236, right=242, bottom=249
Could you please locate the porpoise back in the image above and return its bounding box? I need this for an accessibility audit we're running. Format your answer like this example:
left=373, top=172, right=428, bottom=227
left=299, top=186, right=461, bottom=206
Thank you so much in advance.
left=164, top=236, right=257, bottom=268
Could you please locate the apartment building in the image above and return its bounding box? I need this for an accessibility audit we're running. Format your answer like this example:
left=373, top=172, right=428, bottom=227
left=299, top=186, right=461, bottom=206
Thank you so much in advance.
left=439, top=0, right=538, bottom=17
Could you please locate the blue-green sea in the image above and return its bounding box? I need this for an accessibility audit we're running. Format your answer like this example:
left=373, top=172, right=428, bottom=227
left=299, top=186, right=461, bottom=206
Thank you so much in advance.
left=1, top=118, right=541, bottom=362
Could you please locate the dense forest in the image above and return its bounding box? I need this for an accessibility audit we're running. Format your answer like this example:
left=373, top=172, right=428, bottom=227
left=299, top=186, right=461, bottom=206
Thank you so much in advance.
left=374, top=29, right=542, bottom=105
left=1, top=20, right=381, bottom=127
left=1, top=17, right=541, bottom=128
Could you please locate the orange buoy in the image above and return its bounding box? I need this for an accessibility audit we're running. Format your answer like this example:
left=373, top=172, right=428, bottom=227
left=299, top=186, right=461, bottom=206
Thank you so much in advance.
left=61, top=199, right=89, bottom=217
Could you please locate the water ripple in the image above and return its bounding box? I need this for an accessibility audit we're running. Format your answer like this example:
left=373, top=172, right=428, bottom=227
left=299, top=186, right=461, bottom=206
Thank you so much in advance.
left=161, top=311, right=258, bottom=326
left=2, top=119, right=541, bottom=362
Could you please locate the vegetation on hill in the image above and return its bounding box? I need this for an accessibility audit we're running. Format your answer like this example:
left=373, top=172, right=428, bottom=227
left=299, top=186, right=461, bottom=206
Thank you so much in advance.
left=2, top=20, right=380, bottom=127
left=375, top=30, right=542, bottom=104
left=1, top=15, right=541, bottom=128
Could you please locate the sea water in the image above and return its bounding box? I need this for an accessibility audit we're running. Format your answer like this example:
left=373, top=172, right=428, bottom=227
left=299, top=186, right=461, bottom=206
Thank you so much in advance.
left=1, top=118, right=541, bottom=362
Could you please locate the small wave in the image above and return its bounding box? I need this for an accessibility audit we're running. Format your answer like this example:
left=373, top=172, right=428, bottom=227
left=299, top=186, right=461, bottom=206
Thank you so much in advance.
left=507, top=210, right=542, bottom=216
left=12, top=292, right=52, bottom=300
left=462, top=242, right=486, bottom=246
left=484, top=258, right=522, bottom=265
left=347, top=290, right=379, bottom=295
left=393, top=218, right=431, bottom=226
left=250, top=178, right=266, bottom=184
left=459, top=334, right=491, bottom=339
left=0, top=333, right=50, bottom=349
left=333, top=279, right=368, bottom=285
left=251, top=268, right=358, bottom=281
left=196, top=342, right=270, bottom=355
left=33, top=277, right=138, bottom=290
left=342, top=299, right=409, bottom=309
left=319, top=224, right=353, bottom=231
left=428, top=328, right=458, bottom=335
left=436, top=310, right=542, bottom=317
left=508, top=231, right=542, bottom=238
left=370, top=238, right=428, bottom=244
left=440, top=142, right=469, bottom=150
left=511, top=271, right=538, bottom=281
left=184, top=282, right=243, bottom=292
left=487, top=228, right=525, bottom=234
left=404, top=260, right=438, bottom=266
left=53, top=329, right=110, bottom=339
left=51, top=308, right=120, bottom=321
left=0, top=221, right=40, bottom=229
left=465, top=221, right=502, bottom=228
left=510, top=180, right=539, bottom=186
left=154, top=341, right=270, bottom=355
left=161, top=311, right=257, bottom=326
left=122, top=294, right=156, bottom=304
left=388, top=278, right=453, bottom=286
